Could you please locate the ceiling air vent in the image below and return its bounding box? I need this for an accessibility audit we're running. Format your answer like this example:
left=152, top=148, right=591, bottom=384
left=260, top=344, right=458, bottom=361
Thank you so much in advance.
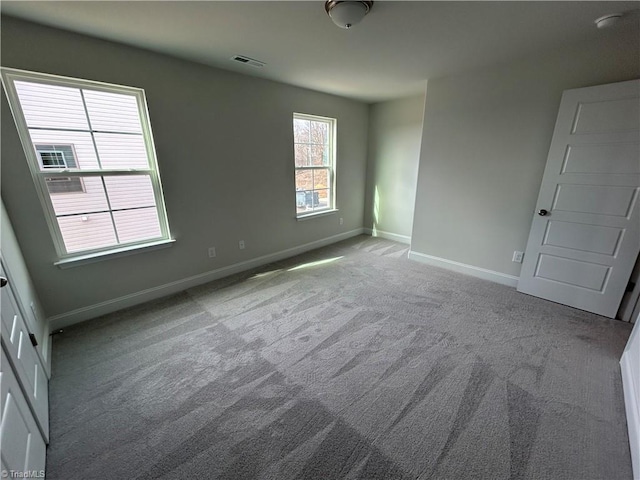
left=230, top=55, right=265, bottom=68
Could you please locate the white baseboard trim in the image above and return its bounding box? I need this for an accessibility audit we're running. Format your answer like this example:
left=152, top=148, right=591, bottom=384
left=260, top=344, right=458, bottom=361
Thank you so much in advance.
left=407, top=250, right=519, bottom=287
left=48, top=228, right=365, bottom=330
left=621, top=320, right=640, bottom=480
left=363, top=228, right=411, bottom=245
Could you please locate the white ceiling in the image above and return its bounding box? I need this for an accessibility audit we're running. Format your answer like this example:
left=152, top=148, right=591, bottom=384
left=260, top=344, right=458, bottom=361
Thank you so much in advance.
left=2, top=1, right=639, bottom=102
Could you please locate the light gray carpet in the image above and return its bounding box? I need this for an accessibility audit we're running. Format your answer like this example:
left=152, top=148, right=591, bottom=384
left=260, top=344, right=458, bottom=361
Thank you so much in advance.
left=47, top=235, right=633, bottom=480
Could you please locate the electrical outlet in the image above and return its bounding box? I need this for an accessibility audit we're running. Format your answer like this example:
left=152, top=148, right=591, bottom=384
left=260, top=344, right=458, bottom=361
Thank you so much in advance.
left=339, top=217, right=344, bottom=225
left=208, top=246, right=216, bottom=258
left=512, top=251, right=524, bottom=263
left=239, top=240, right=245, bottom=250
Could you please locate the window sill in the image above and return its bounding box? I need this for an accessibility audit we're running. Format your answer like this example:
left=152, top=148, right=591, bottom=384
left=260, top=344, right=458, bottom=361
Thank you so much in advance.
left=54, top=238, right=176, bottom=269
left=296, top=209, right=339, bottom=221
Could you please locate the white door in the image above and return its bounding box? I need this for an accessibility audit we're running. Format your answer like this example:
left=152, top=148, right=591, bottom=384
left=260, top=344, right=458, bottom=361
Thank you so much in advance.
left=518, top=79, right=640, bottom=318
left=1, top=349, right=47, bottom=479
left=0, top=272, right=49, bottom=440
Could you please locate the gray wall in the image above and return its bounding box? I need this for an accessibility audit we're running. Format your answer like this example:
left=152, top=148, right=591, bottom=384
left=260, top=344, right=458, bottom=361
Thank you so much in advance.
left=411, top=29, right=640, bottom=276
left=1, top=16, right=368, bottom=318
left=364, top=92, right=425, bottom=241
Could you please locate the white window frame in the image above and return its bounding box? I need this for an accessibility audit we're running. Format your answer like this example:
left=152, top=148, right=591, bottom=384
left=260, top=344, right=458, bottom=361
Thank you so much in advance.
left=293, top=112, right=337, bottom=219
left=1, top=68, right=172, bottom=264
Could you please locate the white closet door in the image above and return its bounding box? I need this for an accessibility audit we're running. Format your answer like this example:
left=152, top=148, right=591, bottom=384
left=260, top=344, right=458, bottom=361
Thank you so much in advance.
left=518, top=79, right=640, bottom=318
left=1, top=349, right=47, bottom=479
left=1, top=272, right=49, bottom=441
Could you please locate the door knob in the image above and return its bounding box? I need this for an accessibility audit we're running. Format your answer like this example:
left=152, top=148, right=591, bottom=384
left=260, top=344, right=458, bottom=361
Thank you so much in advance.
left=0, top=277, right=7, bottom=288
left=538, top=209, right=549, bottom=216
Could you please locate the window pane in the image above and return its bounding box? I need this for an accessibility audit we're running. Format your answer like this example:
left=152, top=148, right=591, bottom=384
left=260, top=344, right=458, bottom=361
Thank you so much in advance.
left=293, top=114, right=335, bottom=217
left=94, top=133, right=149, bottom=169
left=49, top=176, right=109, bottom=215
left=314, top=169, right=330, bottom=190
left=296, top=190, right=313, bottom=214
left=295, top=170, right=313, bottom=191
left=293, top=118, right=310, bottom=143
left=310, top=121, right=328, bottom=145
left=310, top=145, right=327, bottom=166
left=104, top=175, right=156, bottom=210
left=57, top=212, right=117, bottom=253
left=113, top=207, right=161, bottom=243
left=5, top=69, right=172, bottom=258
left=15, top=81, right=89, bottom=130
left=314, top=189, right=330, bottom=210
left=83, top=90, right=143, bottom=134
left=294, top=144, right=310, bottom=167
left=30, top=130, right=99, bottom=169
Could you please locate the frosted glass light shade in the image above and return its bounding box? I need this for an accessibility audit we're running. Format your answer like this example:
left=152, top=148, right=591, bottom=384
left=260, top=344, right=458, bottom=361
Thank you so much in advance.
left=594, top=13, right=622, bottom=28
left=327, top=1, right=370, bottom=29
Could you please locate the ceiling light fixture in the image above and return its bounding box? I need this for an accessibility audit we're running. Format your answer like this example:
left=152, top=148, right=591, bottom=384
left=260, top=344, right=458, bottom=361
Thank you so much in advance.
left=325, top=1, right=373, bottom=29
left=594, top=13, right=622, bottom=28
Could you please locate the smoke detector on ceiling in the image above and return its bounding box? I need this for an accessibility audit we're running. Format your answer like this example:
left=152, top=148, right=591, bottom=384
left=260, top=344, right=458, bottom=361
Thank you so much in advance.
left=230, top=55, right=265, bottom=68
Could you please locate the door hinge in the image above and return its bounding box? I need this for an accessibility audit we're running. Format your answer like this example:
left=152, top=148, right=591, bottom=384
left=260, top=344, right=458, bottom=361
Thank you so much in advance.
left=28, top=333, right=38, bottom=347
left=627, top=281, right=636, bottom=293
